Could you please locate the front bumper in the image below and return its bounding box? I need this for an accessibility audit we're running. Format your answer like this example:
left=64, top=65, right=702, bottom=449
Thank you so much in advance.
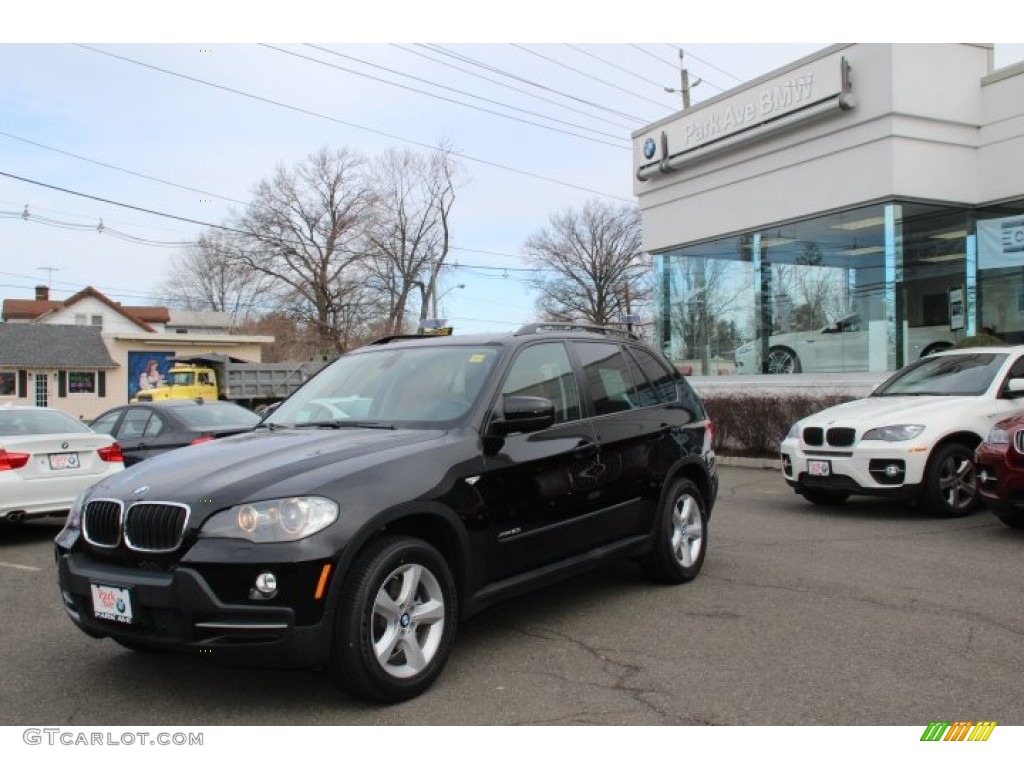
left=780, top=437, right=929, bottom=499
left=975, top=443, right=1024, bottom=512
left=56, top=552, right=332, bottom=668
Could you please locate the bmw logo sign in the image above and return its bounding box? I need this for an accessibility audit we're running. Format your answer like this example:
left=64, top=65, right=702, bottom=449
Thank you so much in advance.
left=133, top=486, right=150, bottom=497
left=643, top=137, right=657, bottom=159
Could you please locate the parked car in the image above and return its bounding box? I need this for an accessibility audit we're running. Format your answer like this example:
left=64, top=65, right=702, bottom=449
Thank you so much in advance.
left=975, top=412, right=1024, bottom=529
left=55, top=325, right=718, bottom=702
left=780, top=348, right=1024, bottom=516
left=734, top=313, right=955, bottom=374
left=89, top=400, right=262, bottom=466
left=0, top=404, right=124, bottom=523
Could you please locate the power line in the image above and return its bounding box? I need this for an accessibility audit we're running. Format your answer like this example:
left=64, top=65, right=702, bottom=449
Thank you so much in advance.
left=74, top=44, right=632, bottom=204
left=0, top=130, right=248, bottom=206
left=511, top=44, right=668, bottom=113
left=563, top=44, right=670, bottom=91
left=391, top=44, right=636, bottom=132
left=422, top=45, right=652, bottom=124
left=287, top=44, right=629, bottom=147
left=664, top=43, right=746, bottom=85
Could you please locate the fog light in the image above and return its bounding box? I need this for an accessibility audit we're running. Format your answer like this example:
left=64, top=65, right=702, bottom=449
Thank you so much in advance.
left=885, top=463, right=902, bottom=478
left=254, top=572, right=278, bottom=597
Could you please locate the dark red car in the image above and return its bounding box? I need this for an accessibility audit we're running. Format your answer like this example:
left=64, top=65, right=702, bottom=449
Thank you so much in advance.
left=975, top=413, right=1024, bottom=529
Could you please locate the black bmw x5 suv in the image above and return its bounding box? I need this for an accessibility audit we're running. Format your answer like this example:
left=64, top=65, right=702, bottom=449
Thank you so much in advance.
left=56, top=324, right=718, bottom=702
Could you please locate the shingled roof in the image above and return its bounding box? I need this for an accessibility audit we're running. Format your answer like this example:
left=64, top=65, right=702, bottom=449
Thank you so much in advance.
left=0, top=324, right=118, bottom=368
left=1, top=285, right=169, bottom=330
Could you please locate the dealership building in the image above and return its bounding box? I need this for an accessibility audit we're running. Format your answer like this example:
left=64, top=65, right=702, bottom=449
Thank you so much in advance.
left=633, top=43, right=1024, bottom=376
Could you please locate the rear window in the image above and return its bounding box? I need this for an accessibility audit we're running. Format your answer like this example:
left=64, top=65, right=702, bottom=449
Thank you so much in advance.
left=172, top=405, right=261, bottom=429
left=0, top=409, right=91, bottom=436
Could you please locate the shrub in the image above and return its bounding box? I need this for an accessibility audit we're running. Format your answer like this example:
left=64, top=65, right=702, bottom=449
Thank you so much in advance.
left=702, top=392, right=855, bottom=457
left=953, top=333, right=1004, bottom=348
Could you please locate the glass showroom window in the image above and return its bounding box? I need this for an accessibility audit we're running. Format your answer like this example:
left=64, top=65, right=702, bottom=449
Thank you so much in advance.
left=976, top=201, right=1024, bottom=345
left=67, top=371, right=97, bottom=395
left=656, top=235, right=753, bottom=375
left=657, top=203, right=918, bottom=375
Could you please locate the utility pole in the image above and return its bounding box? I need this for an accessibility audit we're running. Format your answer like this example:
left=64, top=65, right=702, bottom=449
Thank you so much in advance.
left=665, top=49, right=702, bottom=110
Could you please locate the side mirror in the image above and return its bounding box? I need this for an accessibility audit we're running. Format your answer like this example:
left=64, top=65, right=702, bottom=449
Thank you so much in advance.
left=1005, top=379, right=1024, bottom=398
left=488, top=395, right=556, bottom=436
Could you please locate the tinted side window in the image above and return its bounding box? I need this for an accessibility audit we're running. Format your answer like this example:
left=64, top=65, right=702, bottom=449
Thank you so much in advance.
left=90, top=411, right=122, bottom=435
left=574, top=341, right=640, bottom=416
left=677, top=377, right=705, bottom=422
left=117, top=409, right=152, bottom=439
left=500, top=342, right=581, bottom=424
left=627, top=346, right=678, bottom=405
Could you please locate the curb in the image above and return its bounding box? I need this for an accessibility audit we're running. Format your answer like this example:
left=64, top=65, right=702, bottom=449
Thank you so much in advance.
left=717, top=455, right=782, bottom=470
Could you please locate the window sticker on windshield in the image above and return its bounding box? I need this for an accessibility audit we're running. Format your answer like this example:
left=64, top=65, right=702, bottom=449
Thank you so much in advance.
left=468, top=354, right=486, bottom=363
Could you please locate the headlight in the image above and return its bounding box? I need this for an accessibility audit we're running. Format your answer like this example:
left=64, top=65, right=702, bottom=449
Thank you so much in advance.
left=201, top=496, right=338, bottom=542
left=786, top=421, right=802, bottom=439
left=64, top=491, right=87, bottom=531
left=986, top=426, right=1010, bottom=445
left=862, top=424, right=925, bottom=442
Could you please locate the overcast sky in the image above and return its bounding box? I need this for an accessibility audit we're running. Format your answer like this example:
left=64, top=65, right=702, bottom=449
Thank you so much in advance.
left=3, top=5, right=1021, bottom=335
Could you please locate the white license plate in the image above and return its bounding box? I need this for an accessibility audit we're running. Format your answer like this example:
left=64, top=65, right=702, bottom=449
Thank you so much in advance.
left=808, top=460, right=831, bottom=477
left=49, top=452, right=80, bottom=470
left=90, top=584, right=134, bottom=624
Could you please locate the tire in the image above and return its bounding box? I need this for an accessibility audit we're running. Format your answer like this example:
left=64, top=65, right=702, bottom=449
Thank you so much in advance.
left=642, top=478, right=708, bottom=584
left=328, top=536, right=457, bottom=703
left=992, top=507, right=1024, bottom=530
left=921, top=442, right=979, bottom=518
left=800, top=487, right=851, bottom=506
left=766, top=347, right=801, bottom=374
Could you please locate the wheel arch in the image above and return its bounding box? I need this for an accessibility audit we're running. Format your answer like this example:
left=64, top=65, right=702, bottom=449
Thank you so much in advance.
left=662, top=458, right=714, bottom=520
left=325, top=504, right=469, bottom=618
left=930, top=430, right=984, bottom=455
left=921, top=341, right=953, bottom=357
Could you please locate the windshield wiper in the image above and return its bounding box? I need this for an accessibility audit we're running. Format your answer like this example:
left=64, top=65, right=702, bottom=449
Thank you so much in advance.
left=294, top=420, right=396, bottom=430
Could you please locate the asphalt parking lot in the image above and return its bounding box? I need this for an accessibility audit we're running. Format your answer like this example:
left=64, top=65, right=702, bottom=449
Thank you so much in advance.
left=2, top=464, right=1023, bottom=726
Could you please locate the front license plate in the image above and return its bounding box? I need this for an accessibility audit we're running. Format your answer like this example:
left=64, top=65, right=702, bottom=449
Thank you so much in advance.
left=90, top=584, right=134, bottom=624
left=808, top=460, right=831, bottom=477
left=48, top=452, right=80, bottom=470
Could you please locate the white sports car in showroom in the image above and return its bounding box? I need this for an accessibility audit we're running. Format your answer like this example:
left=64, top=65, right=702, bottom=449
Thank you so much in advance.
left=1, top=405, right=125, bottom=522
left=780, top=348, right=1024, bottom=516
left=734, top=314, right=956, bottom=374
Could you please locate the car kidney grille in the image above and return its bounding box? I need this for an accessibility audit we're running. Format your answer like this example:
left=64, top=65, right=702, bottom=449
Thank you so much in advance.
left=124, top=503, right=189, bottom=553
left=1014, top=430, right=1024, bottom=454
left=827, top=428, right=856, bottom=447
left=83, top=501, right=123, bottom=548
left=803, top=427, right=824, bottom=446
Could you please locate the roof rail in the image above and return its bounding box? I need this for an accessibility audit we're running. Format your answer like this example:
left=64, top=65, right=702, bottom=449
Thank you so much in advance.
left=366, top=334, right=440, bottom=346
left=515, top=323, right=639, bottom=340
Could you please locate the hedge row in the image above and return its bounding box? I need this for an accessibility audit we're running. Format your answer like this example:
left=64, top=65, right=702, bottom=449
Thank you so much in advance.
left=701, top=392, right=855, bottom=457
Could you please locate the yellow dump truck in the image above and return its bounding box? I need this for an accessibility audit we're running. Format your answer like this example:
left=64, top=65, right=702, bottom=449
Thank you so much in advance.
left=131, top=354, right=322, bottom=408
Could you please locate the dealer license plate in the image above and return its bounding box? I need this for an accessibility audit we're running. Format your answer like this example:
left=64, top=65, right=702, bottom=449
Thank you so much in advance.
left=90, top=584, right=134, bottom=624
left=48, top=452, right=80, bottom=470
left=808, top=460, right=831, bottom=477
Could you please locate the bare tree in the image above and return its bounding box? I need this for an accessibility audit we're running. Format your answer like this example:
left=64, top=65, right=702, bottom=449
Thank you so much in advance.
left=233, top=147, right=376, bottom=354
left=524, top=200, right=648, bottom=326
left=365, top=144, right=461, bottom=334
left=158, top=230, right=270, bottom=327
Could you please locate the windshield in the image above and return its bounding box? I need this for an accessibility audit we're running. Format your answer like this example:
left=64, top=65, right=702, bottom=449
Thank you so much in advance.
left=267, top=344, right=501, bottom=426
left=873, top=352, right=1008, bottom=397
left=173, top=404, right=261, bottom=429
left=0, top=409, right=91, bottom=436
left=168, top=371, right=195, bottom=386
